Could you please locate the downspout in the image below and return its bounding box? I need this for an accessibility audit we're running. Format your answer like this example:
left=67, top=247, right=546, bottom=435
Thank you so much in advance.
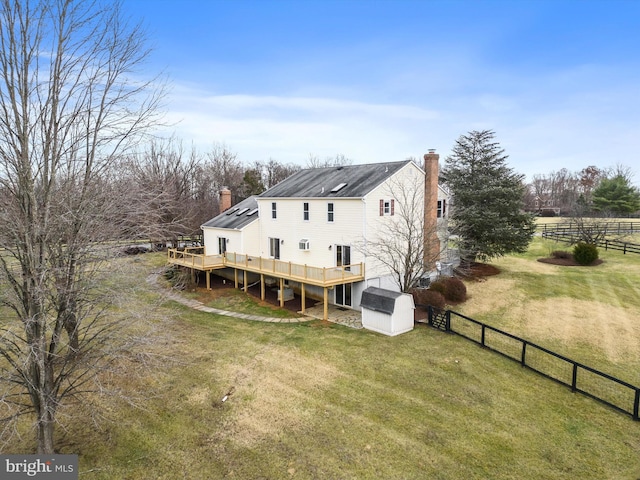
left=362, top=197, right=367, bottom=282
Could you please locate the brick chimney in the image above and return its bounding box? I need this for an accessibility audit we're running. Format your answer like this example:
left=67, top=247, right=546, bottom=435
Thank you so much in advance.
left=220, top=187, right=232, bottom=213
left=424, top=150, right=440, bottom=270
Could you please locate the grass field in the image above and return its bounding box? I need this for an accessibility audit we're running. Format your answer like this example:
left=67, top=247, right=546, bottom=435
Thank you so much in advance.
left=456, top=235, right=640, bottom=385
left=3, top=243, right=640, bottom=479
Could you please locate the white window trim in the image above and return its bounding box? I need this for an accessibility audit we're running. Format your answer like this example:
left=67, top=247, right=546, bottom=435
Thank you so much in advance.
left=303, top=202, right=309, bottom=221
left=327, top=202, right=334, bottom=223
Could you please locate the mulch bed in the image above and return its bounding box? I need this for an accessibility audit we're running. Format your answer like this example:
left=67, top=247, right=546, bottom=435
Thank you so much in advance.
left=537, top=256, right=603, bottom=266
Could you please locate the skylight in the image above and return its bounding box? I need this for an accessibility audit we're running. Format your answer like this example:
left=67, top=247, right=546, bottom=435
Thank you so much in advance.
left=330, top=182, right=347, bottom=193
left=246, top=208, right=258, bottom=216
left=225, top=207, right=239, bottom=215
left=235, top=207, right=249, bottom=215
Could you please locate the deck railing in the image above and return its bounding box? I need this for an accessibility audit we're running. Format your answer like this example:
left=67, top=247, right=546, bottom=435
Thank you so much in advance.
left=167, top=248, right=224, bottom=269
left=167, top=249, right=364, bottom=286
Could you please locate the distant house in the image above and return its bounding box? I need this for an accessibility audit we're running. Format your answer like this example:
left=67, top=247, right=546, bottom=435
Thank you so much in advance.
left=530, top=194, right=561, bottom=216
left=169, top=153, right=449, bottom=319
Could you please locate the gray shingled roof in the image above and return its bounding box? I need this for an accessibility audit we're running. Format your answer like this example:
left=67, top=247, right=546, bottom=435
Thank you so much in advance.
left=259, top=160, right=414, bottom=198
left=201, top=196, right=258, bottom=230
left=360, top=287, right=403, bottom=314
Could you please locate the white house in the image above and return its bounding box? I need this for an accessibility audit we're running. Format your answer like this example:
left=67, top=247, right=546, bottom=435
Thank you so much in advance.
left=169, top=152, right=449, bottom=319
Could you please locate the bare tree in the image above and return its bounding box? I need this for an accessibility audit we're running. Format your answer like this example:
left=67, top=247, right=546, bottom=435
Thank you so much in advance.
left=123, top=138, right=203, bottom=246
left=205, top=143, right=245, bottom=204
left=0, top=0, right=162, bottom=453
left=306, top=153, right=353, bottom=169
left=360, top=173, right=441, bottom=292
left=262, top=158, right=300, bottom=188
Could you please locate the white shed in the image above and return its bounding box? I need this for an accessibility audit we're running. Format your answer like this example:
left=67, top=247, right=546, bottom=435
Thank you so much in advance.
left=360, top=287, right=415, bottom=336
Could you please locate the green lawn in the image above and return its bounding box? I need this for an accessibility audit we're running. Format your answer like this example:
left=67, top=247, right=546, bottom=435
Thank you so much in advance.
left=456, top=235, right=640, bottom=385
left=3, top=248, right=640, bottom=479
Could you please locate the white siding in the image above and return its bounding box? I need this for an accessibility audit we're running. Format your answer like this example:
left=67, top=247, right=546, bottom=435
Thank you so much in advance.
left=256, top=197, right=366, bottom=268
left=202, top=221, right=260, bottom=257
left=362, top=162, right=425, bottom=282
left=361, top=294, right=415, bottom=336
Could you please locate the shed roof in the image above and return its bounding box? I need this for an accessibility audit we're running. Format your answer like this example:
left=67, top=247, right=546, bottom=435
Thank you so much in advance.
left=259, top=160, right=415, bottom=199
left=360, top=287, right=403, bottom=315
left=201, top=196, right=259, bottom=230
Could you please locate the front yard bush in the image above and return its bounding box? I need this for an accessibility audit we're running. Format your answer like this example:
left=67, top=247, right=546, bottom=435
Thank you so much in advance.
left=573, top=242, right=599, bottom=265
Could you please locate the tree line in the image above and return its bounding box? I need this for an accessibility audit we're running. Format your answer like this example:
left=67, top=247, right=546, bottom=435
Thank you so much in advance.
left=525, top=164, right=640, bottom=216
left=105, top=140, right=355, bottom=248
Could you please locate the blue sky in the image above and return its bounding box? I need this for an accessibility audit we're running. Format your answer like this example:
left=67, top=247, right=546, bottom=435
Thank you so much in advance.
left=122, top=0, right=640, bottom=182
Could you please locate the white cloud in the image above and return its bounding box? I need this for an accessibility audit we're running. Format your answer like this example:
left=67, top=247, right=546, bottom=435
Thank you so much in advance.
left=159, top=87, right=443, bottom=164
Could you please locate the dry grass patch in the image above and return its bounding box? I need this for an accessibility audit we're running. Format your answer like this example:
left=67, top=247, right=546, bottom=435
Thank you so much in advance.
left=219, top=347, right=340, bottom=448
left=516, top=298, right=640, bottom=363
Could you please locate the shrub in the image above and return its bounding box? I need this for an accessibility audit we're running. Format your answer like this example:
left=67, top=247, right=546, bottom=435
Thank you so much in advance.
left=551, top=250, right=572, bottom=259
left=410, top=288, right=446, bottom=310
left=428, top=280, right=447, bottom=296
left=442, top=276, right=467, bottom=303
left=572, top=242, right=599, bottom=265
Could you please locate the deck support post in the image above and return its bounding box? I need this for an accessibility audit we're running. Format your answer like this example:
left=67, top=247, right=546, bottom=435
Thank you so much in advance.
left=243, top=270, right=248, bottom=292
left=279, top=278, right=285, bottom=307
left=206, top=271, right=211, bottom=290
left=301, top=283, right=306, bottom=314
left=323, top=287, right=328, bottom=320
left=234, top=269, right=238, bottom=289
left=260, top=274, right=265, bottom=300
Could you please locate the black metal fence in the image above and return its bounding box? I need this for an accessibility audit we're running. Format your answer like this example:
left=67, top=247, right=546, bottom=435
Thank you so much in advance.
left=427, top=307, right=640, bottom=420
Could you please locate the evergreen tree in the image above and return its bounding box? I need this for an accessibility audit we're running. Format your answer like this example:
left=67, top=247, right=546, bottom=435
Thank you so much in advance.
left=441, top=130, right=536, bottom=266
left=592, top=175, right=640, bottom=215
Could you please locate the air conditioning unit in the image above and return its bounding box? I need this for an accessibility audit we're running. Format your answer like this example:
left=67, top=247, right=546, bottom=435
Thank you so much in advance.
left=299, top=239, right=310, bottom=250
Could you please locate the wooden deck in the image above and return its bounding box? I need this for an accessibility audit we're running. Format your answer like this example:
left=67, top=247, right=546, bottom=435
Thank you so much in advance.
left=167, top=248, right=365, bottom=287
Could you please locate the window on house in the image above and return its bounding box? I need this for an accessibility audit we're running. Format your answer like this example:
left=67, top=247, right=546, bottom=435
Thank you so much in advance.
left=218, top=237, right=227, bottom=255
left=303, top=202, right=309, bottom=221
left=269, top=237, right=280, bottom=259
left=327, top=202, right=334, bottom=222
left=437, top=199, right=446, bottom=218
left=271, top=202, right=277, bottom=219
left=379, top=199, right=394, bottom=216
